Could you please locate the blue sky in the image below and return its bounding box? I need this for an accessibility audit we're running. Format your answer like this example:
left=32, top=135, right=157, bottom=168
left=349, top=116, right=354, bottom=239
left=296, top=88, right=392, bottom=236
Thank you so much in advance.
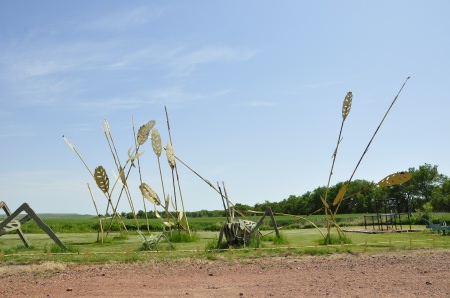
left=1, top=1, right=449, bottom=215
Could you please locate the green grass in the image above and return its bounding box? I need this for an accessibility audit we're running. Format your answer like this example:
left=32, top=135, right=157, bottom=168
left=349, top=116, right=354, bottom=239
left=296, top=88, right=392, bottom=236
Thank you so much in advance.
left=1, top=213, right=450, bottom=263
left=1, top=225, right=448, bottom=263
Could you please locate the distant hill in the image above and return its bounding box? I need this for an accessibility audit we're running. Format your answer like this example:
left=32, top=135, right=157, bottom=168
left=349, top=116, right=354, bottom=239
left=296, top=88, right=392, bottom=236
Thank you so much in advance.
left=35, top=213, right=96, bottom=219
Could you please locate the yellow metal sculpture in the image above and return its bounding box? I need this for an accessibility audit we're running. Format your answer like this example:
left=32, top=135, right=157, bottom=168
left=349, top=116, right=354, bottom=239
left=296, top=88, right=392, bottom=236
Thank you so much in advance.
left=321, top=77, right=412, bottom=243
left=64, top=108, right=192, bottom=244
left=63, top=77, right=413, bottom=248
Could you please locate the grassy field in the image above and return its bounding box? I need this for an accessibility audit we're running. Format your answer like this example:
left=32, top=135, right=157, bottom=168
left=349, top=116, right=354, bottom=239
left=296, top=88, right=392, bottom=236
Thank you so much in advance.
left=1, top=213, right=449, bottom=263
left=5, top=212, right=436, bottom=234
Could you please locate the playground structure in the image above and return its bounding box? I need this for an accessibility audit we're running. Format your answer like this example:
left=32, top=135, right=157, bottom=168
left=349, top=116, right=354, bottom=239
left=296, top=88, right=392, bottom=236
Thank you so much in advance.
left=424, top=219, right=449, bottom=235
left=363, top=197, right=412, bottom=231
left=0, top=201, right=67, bottom=250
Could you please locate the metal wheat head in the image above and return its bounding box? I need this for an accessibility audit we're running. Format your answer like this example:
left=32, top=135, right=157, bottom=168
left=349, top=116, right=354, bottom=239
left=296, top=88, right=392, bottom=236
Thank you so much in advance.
left=137, top=120, right=156, bottom=146
left=166, top=142, right=176, bottom=169
left=151, top=129, right=162, bottom=157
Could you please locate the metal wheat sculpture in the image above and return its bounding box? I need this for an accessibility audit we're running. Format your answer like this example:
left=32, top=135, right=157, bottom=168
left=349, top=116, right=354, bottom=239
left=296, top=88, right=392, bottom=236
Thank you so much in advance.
left=64, top=106, right=213, bottom=244
left=63, top=136, right=127, bottom=237
left=64, top=119, right=153, bottom=238
left=164, top=108, right=191, bottom=235
left=321, top=77, right=412, bottom=243
left=87, top=183, right=104, bottom=243
left=136, top=108, right=192, bottom=237
left=102, top=119, right=142, bottom=233
left=133, top=119, right=156, bottom=233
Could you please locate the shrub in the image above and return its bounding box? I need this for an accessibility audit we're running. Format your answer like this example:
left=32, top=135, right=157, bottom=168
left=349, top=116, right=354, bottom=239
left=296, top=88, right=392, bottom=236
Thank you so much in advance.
left=263, top=233, right=290, bottom=245
left=168, top=232, right=199, bottom=243
left=319, top=234, right=352, bottom=246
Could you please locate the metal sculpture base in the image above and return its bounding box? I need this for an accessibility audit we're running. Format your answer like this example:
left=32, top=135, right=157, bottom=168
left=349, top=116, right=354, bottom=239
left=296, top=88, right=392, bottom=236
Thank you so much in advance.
left=0, top=201, right=67, bottom=250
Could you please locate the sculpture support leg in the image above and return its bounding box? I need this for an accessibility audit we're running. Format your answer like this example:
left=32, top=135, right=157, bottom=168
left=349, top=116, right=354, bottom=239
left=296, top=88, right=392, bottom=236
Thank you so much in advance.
left=0, top=202, right=66, bottom=250
left=1, top=201, right=31, bottom=247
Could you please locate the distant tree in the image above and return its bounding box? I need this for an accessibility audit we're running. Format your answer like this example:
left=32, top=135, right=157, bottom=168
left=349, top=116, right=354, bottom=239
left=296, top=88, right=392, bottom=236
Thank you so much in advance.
left=253, top=200, right=273, bottom=213
left=234, top=203, right=252, bottom=212
left=398, top=164, right=447, bottom=210
left=147, top=210, right=155, bottom=219
left=430, top=177, right=450, bottom=212
left=212, top=210, right=227, bottom=217
left=414, top=164, right=445, bottom=199
left=245, top=163, right=448, bottom=215
left=137, top=210, right=145, bottom=219
left=338, top=180, right=376, bottom=213
left=277, top=195, right=298, bottom=214
left=198, top=209, right=211, bottom=217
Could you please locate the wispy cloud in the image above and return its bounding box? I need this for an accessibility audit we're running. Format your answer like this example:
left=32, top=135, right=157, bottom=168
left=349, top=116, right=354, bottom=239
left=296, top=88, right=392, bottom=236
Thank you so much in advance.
left=169, top=46, right=257, bottom=76
left=86, top=6, right=166, bottom=32
left=1, top=38, right=252, bottom=110
left=144, top=87, right=232, bottom=105
left=249, top=101, right=276, bottom=107
left=0, top=4, right=256, bottom=113
left=0, top=122, right=40, bottom=139
left=66, top=123, right=98, bottom=135
left=4, top=40, right=123, bottom=80
left=0, top=170, right=85, bottom=194
left=77, top=87, right=232, bottom=112
left=0, top=131, right=35, bottom=138
left=285, top=79, right=345, bottom=95
left=78, top=97, right=148, bottom=111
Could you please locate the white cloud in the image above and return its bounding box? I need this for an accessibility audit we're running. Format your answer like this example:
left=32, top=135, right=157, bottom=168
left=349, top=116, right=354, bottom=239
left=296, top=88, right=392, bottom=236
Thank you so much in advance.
left=249, top=101, right=276, bottom=107
left=78, top=97, right=147, bottom=112
left=86, top=6, right=166, bottom=32
left=0, top=8, right=256, bottom=112
left=77, top=87, right=232, bottom=112
left=67, top=123, right=98, bottom=134
left=285, top=79, right=345, bottom=95
left=169, top=46, right=257, bottom=76
left=0, top=123, right=39, bottom=139
left=141, top=87, right=232, bottom=106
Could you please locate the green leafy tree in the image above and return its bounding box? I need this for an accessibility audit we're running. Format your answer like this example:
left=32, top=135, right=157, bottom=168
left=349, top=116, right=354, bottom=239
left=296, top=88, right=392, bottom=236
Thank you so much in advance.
left=400, top=164, right=447, bottom=210
left=137, top=210, right=146, bottom=219
left=430, top=178, right=450, bottom=211
left=337, top=180, right=376, bottom=213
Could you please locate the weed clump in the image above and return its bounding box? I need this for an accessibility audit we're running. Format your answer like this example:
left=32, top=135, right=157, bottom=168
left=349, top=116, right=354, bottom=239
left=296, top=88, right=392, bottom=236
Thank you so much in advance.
left=264, top=233, right=290, bottom=245
left=44, top=243, right=79, bottom=253
left=168, top=232, right=199, bottom=243
left=319, top=235, right=352, bottom=246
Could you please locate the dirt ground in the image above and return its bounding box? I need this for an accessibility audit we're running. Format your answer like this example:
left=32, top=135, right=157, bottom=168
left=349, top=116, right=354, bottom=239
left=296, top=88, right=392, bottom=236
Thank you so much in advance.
left=1, top=249, right=449, bottom=298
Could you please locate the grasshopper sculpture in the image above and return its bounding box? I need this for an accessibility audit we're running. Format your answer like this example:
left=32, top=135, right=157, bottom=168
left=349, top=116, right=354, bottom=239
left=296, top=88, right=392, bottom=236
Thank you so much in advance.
left=217, top=207, right=279, bottom=247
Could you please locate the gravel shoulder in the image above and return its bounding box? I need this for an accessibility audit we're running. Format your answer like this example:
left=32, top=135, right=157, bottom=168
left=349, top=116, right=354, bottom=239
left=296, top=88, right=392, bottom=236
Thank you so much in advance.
left=1, top=249, right=449, bottom=297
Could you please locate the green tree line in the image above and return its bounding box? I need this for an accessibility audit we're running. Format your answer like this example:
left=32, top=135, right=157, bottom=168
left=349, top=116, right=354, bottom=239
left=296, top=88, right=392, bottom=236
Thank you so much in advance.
left=245, top=163, right=450, bottom=215
left=121, top=209, right=227, bottom=220
left=124, top=163, right=449, bottom=219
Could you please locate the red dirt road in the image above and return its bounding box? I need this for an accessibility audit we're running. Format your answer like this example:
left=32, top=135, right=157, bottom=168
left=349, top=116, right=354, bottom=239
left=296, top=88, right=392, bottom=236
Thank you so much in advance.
left=1, top=249, right=449, bottom=297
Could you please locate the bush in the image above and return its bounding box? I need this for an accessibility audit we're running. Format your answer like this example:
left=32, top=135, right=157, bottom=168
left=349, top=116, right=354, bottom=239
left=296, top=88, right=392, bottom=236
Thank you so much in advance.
left=167, top=232, right=199, bottom=243
left=44, top=243, right=79, bottom=253
left=263, top=233, right=290, bottom=245
left=205, top=238, right=225, bottom=250
left=319, top=234, right=352, bottom=246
